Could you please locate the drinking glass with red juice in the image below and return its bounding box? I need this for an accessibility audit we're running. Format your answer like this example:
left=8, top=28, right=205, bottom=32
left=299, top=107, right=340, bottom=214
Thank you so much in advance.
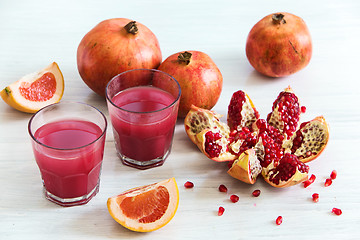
left=106, top=69, right=181, bottom=169
left=28, top=102, right=107, bottom=207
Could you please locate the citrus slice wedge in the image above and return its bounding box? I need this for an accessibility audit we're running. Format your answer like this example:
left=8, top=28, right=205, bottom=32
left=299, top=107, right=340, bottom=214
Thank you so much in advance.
left=107, top=178, right=179, bottom=232
left=0, top=62, right=64, bottom=113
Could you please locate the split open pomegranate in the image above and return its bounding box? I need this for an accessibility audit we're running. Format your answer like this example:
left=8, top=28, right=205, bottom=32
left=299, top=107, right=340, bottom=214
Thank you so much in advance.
left=184, top=87, right=329, bottom=188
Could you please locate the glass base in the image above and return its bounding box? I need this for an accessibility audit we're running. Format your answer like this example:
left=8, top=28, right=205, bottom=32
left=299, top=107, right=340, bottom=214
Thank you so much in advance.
left=43, top=184, right=99, bottom=207
left=118, top=148, right=170, bottom=170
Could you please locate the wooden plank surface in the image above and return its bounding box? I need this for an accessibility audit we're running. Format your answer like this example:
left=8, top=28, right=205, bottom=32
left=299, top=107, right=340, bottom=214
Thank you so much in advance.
left=1, top=0, right=359, bottom=239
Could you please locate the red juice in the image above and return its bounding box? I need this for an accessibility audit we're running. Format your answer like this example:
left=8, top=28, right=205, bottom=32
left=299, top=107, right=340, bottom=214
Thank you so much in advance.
left=32, top=119, right=105, bottom=200
left=108, top=86, right=178, bottom=165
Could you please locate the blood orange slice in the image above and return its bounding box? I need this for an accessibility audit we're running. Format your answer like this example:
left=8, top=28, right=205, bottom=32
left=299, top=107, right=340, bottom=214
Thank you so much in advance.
left=107, top=178, right=179, bottom=232
left=0, top=62, right=64, bottom=113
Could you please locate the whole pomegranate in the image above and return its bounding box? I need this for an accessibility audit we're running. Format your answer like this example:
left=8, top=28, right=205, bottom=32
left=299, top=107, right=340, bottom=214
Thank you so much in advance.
left=158, top=51, right=223, bottom=118
left=77, top=19, right=162, bottom=96
left=184, top=87, right=330, bottom=188
left=246, top=13, right=312, bottom=77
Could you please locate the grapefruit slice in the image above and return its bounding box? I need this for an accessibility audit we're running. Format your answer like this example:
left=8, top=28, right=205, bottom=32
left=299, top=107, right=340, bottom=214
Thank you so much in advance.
left=0, top=62, right=64, bottom=113
left=107, top=178, right=179, bottom=232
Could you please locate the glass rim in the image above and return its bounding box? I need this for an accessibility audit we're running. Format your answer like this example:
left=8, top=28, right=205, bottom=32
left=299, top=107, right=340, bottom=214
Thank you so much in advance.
left=105, top=68, right=181, bottom=114
left=28, top=101, right=107, bottom=151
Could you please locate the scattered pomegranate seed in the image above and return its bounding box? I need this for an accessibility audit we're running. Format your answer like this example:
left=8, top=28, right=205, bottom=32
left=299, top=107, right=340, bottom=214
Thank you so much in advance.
left=303, top=174, right=316, bottom=188
left=332, top=208, right=342, bottom=216
left=184, top=181, right=194, bottom=188
left=312, top=193, right=319, bottom=202
left=330, top=170, right=337, bottom=180
left=218, top=184, right=228, bottom=193
left=218, top=206, right=225, bottom=216
left=252, top=189, right=261, bottom=197
left=301, top=106, right=306, bottom=113
left=309, top=174, right=316, bottom=182
left=230, top=194, right=239, bottom=203
left=276, top=216, right=283, bottom=225
left=324, top=178, right=332, bottom=187
left=303, top=180, right=311, bottom=188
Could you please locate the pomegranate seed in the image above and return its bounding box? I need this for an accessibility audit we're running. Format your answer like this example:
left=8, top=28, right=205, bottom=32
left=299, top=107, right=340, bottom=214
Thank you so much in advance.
left=312, top=193, right=319, bottom=202
left=268, top=91, right=300, bottom=140
left=275, top=216, right=283, bottom=225
left=218, top=206, right=225, bottom=216
left=230, top=194, right=239, bottom=203
left=184, top=181, right=194, bottom=188
left=268, top=153, right=309, bottom=185
left=301, top=106, right=306, bottom=113
left=332, top=208, right=342, bottom=216
left=309, top=174, right=316, bottom=183
left=204, top=131, right=223, bottom=158
left=252, top=189, right=261, bottom=197
left=218, top=184, right=228, bottom=193
left=324, top=178, right=332, bottom=187
left=303, top=174, right=316, bottom=188
left=303, top=180, right=311, bottom=188
left=330, top=170, right=337, bottom=180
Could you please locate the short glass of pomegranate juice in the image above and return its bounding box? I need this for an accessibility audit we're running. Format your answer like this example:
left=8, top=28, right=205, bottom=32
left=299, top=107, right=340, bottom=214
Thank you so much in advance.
left=28, top=101, right=107, bottom=207
left=106, top=69, right=181, bottom=170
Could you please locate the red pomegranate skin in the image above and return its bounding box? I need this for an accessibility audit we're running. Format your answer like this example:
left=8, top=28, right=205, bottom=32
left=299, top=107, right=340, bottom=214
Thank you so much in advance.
left=246, top=12, right=312, bottom=77
left=158, top=51, right=223, bottom=118
left=77, top=18, right=162, bottom=96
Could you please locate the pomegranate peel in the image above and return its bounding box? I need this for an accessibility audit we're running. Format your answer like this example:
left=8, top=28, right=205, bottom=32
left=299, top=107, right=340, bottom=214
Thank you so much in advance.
left=267, top=86, right=301, bottom=140
left=185, top=105, right=236, bottom=162
left=184, top=105, right=228, bottom=146
left=77, top=18, right=162, bottom=97
left=195, top=129, right=236, bottom=162
left=262, top=153, right=309, bottom=188
left=289, top=116, right=329, bottom=163
left=227, top=90, right=259, bottom=131
left=158, top=51, right=223, bottom=117
left=227, top=149, right=261, bottom=184
left=246, top=12, right=312, bottom=77
left=264, top=167, right=308, bottom=188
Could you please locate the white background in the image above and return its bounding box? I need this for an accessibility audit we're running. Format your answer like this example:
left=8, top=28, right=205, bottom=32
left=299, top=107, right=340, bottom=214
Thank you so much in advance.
left=1, top=0, right=359, bottom=239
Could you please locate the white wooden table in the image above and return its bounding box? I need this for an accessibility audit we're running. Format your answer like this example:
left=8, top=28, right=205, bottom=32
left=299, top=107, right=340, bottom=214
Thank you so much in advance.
left=1, top=0, right=360, bottom=239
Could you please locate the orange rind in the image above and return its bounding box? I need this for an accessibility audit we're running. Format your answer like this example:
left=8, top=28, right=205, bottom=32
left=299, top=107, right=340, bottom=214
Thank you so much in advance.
left=107, top=178, right=179, bottom=232
left=0, top=62, right=64, bottom=113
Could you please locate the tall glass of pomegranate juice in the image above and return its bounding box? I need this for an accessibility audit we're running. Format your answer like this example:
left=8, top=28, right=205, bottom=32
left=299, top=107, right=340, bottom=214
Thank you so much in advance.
left=28, top=102, right=107, bottom=207
left=106, top=69, right=181, bottom=169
